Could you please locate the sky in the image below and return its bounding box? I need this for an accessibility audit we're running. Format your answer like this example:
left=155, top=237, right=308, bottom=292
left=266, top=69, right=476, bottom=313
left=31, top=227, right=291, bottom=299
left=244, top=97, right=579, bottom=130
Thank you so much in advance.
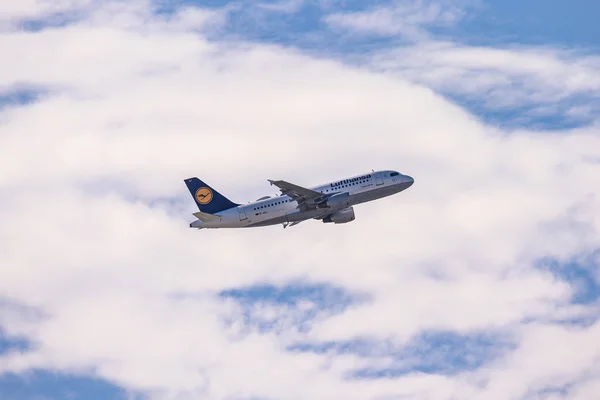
left=1, top=0, right=600, bottom=399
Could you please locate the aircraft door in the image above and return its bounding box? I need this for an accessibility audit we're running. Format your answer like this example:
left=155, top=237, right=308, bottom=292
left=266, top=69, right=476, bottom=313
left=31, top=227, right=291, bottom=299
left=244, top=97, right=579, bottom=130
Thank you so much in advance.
left=375, top=172, right=384, bottom=186
left=238, top=206, right=247, bottom=221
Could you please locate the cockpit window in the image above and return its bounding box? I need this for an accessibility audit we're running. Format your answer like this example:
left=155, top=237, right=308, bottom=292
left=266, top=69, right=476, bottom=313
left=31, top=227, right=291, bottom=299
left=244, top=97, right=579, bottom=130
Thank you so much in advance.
left=390, top=172, right=400, bottom=176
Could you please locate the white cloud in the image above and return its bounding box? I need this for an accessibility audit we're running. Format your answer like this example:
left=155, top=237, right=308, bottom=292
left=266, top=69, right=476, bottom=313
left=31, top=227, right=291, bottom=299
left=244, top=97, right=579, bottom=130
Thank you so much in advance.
left=368, top=41, right=600, bottom=116
left=1, top=1, right=600, bottom=400
left=0, top=0, right=95, bottom=22
left=325, top=0, right=465, bottom=39
left=257, top=0, right=307, bottom=13
left=473, top=322, right=600, bottom=400
left=323, top=1, right=600, bottom=123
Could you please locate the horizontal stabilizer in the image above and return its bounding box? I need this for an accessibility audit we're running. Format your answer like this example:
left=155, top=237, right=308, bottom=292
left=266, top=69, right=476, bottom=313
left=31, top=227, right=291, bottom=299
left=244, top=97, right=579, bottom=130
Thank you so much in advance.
left=193, top=211, right=221, bottom=222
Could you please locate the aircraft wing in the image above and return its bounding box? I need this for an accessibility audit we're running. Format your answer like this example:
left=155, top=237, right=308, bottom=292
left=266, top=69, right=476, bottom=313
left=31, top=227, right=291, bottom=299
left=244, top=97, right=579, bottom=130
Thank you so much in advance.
left=268, top=179, right=326, bottom=211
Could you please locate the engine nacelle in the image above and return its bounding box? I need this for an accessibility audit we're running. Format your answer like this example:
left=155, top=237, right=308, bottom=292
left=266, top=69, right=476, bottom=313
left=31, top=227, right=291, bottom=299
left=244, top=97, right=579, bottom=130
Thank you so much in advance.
left=317, top=192, right=350, bottom=209
left=323, top=207, right=355, bottom=224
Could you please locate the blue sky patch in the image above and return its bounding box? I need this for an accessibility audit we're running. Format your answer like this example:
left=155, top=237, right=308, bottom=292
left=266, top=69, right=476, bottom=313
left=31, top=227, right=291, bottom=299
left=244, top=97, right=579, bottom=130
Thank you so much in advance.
left=451, top=0, right=600, bottom=49
left=154, top=0, right=600, bottom=54
left=446, top=95, right=600, bottom=131
left=0, top=331, right=30, bottom=355
left=0, top=87, right=46, bottom=110
left=0, top=370, right=142, bottom=400
left=537, top=253, right=600, bottom=305
left=522, top=383, right=573, bottom=400
left=219, top=281, right=360, bottom=308
left=17, top=12, right=82, bottom=32
left=219, top=282, right=366, bottom=334
left=289, top=330, right=515, bottom=378
left=0, top=298, right=45, bottom=355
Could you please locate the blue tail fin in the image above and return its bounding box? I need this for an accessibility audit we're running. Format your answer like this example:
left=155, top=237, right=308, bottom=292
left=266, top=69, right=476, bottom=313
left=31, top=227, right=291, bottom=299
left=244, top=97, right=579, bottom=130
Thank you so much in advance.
left=184, top=177, right=239, bottom=214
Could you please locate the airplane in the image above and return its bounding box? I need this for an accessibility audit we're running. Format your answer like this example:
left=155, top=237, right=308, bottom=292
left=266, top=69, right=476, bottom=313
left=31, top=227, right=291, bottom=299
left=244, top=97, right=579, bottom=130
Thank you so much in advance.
left=184, top=170, right=414, bottom=229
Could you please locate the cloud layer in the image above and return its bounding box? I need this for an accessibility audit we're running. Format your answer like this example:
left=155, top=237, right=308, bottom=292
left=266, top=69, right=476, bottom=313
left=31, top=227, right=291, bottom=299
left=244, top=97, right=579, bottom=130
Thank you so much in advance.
left=1, top=1, right=599, bottom=399
left=325, top=1, right=600, bottom=127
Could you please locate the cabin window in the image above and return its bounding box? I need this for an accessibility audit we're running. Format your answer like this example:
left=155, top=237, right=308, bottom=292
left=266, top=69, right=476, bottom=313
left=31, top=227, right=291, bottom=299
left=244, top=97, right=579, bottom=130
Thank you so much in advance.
left=390, top=172, right=399, bottom=176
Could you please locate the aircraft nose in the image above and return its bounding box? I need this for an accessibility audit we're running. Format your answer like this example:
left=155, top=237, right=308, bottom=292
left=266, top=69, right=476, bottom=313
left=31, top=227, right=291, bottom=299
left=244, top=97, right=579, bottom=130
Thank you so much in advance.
left=404, top=175, right=414, bottom=187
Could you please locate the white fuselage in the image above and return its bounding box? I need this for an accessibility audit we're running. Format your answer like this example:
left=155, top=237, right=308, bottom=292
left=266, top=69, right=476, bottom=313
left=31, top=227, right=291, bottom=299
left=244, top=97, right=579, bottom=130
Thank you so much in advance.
left=190, top=170, right=413, bottom=229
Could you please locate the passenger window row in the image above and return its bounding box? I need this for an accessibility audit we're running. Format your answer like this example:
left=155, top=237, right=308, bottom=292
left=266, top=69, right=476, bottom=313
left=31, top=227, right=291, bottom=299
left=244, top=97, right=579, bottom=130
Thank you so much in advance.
left=254, top=199, right=291, bottom=210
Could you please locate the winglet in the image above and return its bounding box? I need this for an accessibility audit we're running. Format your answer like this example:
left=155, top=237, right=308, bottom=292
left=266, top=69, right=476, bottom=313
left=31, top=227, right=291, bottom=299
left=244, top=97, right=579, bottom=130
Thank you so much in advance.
left=268, top=179, right=276, bottom=186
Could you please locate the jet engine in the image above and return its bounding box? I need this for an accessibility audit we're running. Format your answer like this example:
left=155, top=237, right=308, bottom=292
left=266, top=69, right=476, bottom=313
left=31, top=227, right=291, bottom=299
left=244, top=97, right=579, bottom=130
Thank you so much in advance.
left=317, top=192, right=351, bottom=209
left=323, top=207, right=355, bottom=224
